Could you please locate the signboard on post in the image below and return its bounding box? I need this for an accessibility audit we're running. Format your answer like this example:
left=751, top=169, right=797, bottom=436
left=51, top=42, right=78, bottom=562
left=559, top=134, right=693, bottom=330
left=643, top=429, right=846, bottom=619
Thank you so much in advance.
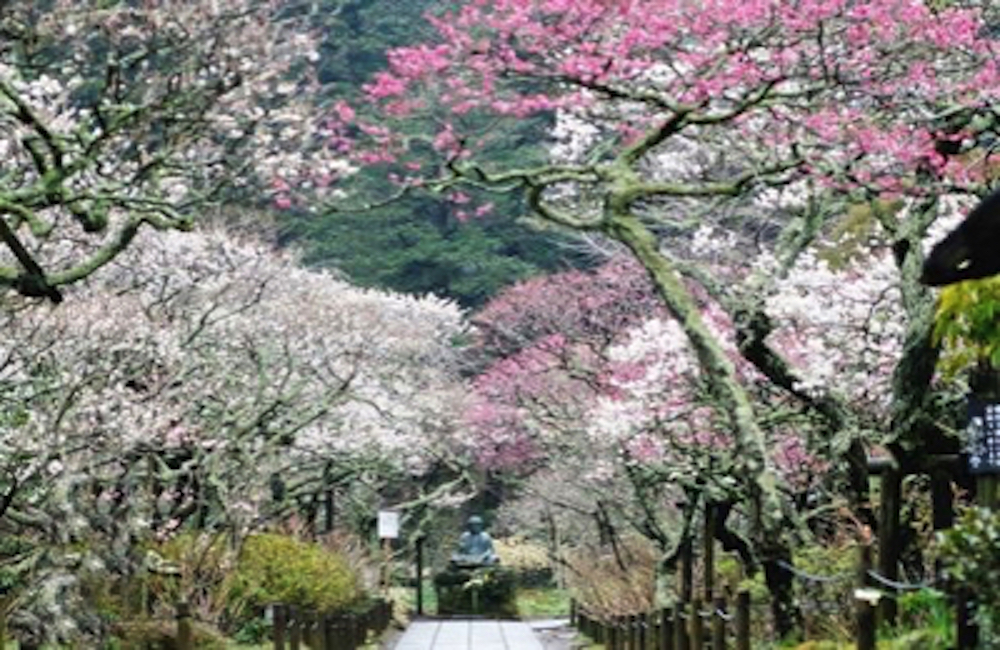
left=378, top=510, right=400, bottom=539
left=377, top=509, right=399, bottom=594
left=967, top=397, right=1000, bottom=474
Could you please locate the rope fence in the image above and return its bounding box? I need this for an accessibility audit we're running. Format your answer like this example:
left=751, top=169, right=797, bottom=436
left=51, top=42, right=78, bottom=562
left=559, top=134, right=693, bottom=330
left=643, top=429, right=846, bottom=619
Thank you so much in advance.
left=776, top=560, right=851, bottom=584
left=569, top=540, right=959, bottom=650
left=865, top=570, right=938, bottom=593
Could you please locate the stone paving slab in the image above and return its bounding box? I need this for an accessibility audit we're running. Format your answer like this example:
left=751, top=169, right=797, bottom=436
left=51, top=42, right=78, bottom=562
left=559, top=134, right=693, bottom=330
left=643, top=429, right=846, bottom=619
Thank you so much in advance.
left=393, top=619, right=546, bottom=650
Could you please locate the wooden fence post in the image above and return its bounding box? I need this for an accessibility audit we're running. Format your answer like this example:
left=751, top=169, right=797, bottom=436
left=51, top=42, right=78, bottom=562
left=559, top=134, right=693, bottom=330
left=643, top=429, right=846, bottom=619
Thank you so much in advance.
left=690, top=598, right=703, bottom=650
left=639, top=612, right=648, bottom=650
left=628, top=613, right=638, bottom=650
left=712, top=596, right=727, bottom=650
left=335, top=613, right=352, bottom=650
left=175, top=601, right=193, bottom=650
left=318, top=614, right=330, bottom=650
left=288, top=606, right=301, bottom=650
left=878, top=465, right=901, bottom=627
left=957, top=588, right=978, bottom=650
left=300, top=611, right=312, bottom=648
left=735, top=590, right=750, bottom=650
left=0, top=593, right=7, bottom=650
left=309, top=611, right=321, bottom=649
left=856, top=543, right=876, bottom=650
left=679, top=539, right=693, bottom=604
left=659, top=607, right=673, bottom=650
left=674, top=603, right=688, bottom=650
left=334, top=613, right=347, bottom=650
left=415, top=536, right=425, bottom=617
left=272, top=604, right=287, bottom=650
left=703, top=504, right=715, bottom=602
left=382, top=598, right=393, bottom=631
left=351, top=612, right=363, bottom=648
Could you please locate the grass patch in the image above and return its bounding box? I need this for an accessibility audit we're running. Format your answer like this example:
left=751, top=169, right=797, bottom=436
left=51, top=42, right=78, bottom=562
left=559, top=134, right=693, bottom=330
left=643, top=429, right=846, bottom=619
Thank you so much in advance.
left=517, top=587, right=571, bottom=618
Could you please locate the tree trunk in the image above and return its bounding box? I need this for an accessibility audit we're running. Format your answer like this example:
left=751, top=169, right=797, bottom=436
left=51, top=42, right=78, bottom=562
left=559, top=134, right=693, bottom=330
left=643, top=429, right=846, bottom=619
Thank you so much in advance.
left=607, top=215, right=781, bottom=524
left=609, top=213, right=801, bottom=639
left=760, top=536, right=802, bottom=640
left=878, top=464, right=901, bottom=626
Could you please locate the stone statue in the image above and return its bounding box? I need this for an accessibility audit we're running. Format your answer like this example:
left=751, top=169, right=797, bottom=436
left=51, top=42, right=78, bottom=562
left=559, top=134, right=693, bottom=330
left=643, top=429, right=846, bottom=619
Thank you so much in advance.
left=436, top=515, right=514, bottom=616
left=450, top=515, right=499, bottom=567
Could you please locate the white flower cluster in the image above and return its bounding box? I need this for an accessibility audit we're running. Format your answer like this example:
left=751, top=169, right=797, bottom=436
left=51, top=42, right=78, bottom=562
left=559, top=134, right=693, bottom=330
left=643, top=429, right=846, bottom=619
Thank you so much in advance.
left=765, top=247, right=903, bottom=405
left=0, top=226, right=469, bottom=578
left=550, top=110, right=601, bottom=163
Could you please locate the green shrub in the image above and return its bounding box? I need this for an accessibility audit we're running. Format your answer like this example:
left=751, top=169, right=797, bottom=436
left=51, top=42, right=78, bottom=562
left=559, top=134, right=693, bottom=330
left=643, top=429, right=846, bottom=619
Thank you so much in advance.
left=938, top=507, right=1000, bottom=601
left=226, top=533, right=360, bottom=618
left=717, top=542, right=857, bottom=643
left=933, top=277, right=1000, bottom=376
left=938, top=507, right=1000, bottom=642
left=894, top=588, right=953, bottom=646
left=146, top=532, right=234, bottom=621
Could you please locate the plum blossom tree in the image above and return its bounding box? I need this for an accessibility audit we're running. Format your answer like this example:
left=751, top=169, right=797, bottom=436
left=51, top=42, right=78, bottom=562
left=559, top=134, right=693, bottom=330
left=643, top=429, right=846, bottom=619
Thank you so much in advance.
left=338, top=0, right=1000, bottom=634
left=0, top=227, right=467, bottom=645
left=0, top=0, right=344, bottom=302
left=463, top=257, right=662, bottom=466
left=467, top=255, right=838, bottom=599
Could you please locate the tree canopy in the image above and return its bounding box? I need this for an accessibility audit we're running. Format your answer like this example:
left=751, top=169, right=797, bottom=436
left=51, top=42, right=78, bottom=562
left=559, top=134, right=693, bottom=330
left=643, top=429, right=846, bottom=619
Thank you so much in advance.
left=333, top=0, right=1000, bottom=633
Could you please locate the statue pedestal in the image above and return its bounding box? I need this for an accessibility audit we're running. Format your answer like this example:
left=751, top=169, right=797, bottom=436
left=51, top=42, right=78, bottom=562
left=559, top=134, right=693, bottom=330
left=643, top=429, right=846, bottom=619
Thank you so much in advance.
left=433, top=566, right=517, bottom=618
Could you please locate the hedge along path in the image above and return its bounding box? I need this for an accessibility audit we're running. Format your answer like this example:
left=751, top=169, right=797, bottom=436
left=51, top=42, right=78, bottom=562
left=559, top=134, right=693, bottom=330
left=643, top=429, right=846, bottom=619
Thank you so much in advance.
left=392, top=620, right=545, bottom=650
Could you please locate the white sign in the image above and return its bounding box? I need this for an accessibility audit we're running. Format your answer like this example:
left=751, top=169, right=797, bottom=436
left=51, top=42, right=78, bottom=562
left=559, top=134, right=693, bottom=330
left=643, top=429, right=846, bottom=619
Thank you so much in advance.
left=853, top=588, right=882, bottom=604
left=378, top=510, right=400, bottom=539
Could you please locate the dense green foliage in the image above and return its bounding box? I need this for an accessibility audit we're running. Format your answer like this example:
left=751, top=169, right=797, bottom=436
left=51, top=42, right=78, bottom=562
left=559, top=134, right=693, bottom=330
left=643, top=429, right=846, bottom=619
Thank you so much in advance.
left=227, top=534, right=360, bottom=616
left=275, top=0, right=590, bottom=307
left=933, top=277, right=1000, bottom=376
left=311, top=0, right=441, bottom=92
left=939, top=507, right=1000, bottom=637
left=281, top=200, right=583, bottom=307
left=891, top=589, right=955, bottom=649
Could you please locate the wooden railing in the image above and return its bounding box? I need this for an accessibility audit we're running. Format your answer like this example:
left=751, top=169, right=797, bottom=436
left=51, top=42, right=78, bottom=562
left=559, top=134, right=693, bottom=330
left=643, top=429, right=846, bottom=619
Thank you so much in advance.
left=269, top=599, right=392, bottom=650
left=570, top=591, right=751, bottom=650
left=568, top=543, right=906, bottom=650
left=173, top=597, right=393, bottom=650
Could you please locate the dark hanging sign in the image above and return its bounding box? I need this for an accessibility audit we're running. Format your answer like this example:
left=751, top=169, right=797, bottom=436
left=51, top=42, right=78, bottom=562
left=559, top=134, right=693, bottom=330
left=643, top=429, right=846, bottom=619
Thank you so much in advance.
left=967, top=396, right=1000, bottom=474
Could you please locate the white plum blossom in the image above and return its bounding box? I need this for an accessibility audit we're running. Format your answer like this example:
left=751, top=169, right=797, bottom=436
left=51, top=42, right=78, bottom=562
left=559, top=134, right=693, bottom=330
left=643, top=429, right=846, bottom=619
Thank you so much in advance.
left=765, top=248, right=903, bottom=407
left=0, top=0, right=347, bottom=300
left=0, top=227, right=468, bottom=646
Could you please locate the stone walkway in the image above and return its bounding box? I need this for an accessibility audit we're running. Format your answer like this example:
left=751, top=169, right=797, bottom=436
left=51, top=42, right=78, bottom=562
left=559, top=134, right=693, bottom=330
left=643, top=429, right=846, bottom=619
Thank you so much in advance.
left=392, top=619, right=547, bottom=650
